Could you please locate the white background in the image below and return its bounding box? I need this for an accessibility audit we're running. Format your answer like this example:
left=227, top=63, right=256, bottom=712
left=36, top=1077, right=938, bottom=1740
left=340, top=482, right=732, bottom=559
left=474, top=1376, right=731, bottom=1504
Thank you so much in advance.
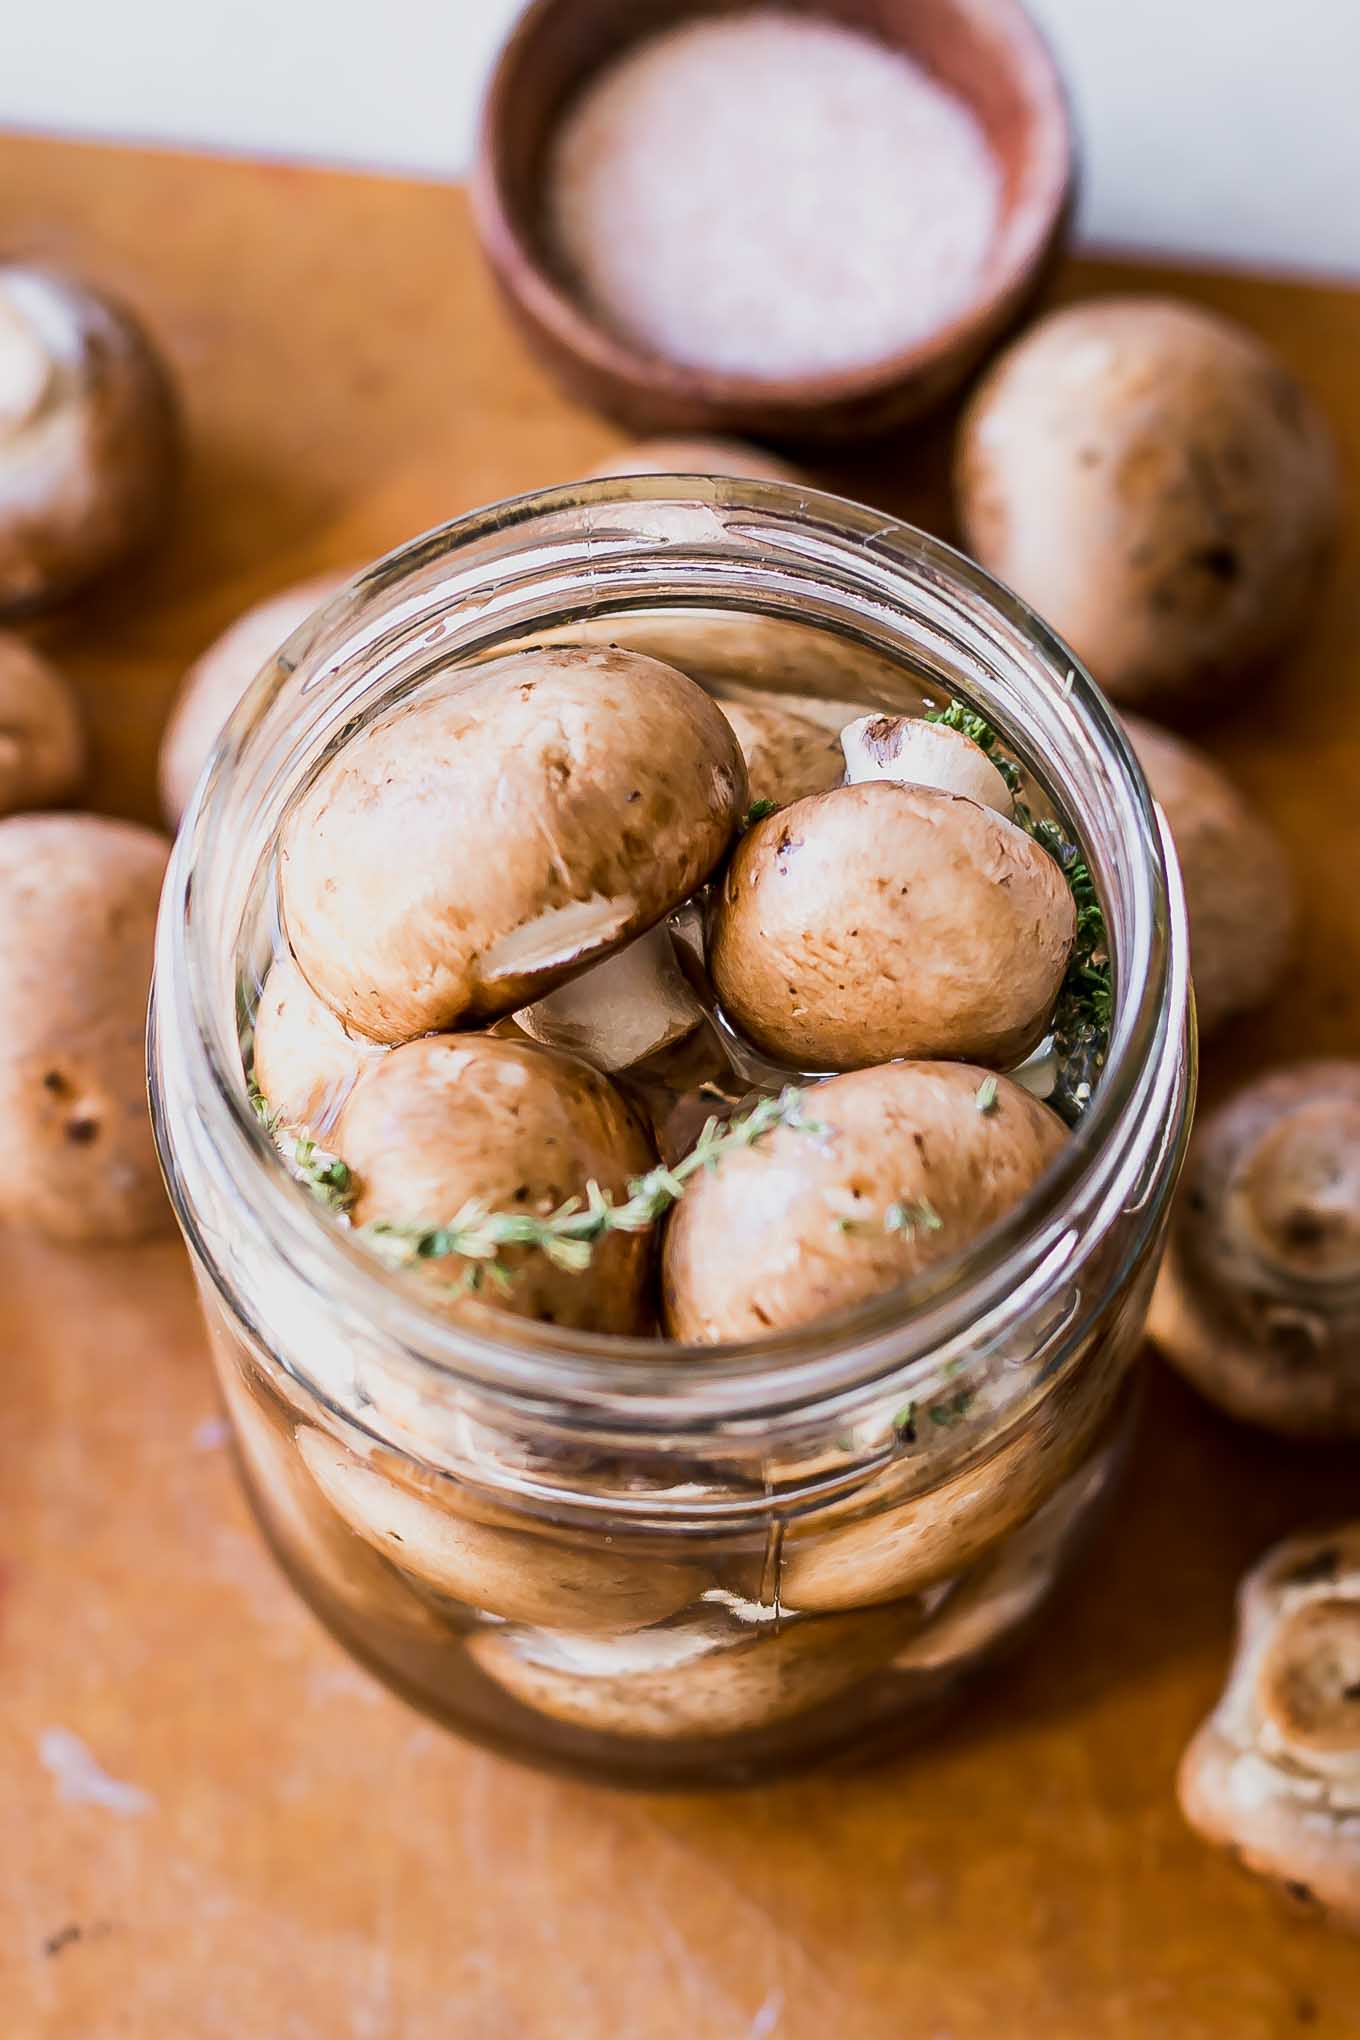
left=2, top=0, right=1356, bottom=276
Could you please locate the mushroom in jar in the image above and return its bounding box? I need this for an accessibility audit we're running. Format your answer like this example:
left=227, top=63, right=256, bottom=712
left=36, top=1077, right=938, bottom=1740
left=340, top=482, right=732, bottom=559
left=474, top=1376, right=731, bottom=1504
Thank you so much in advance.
left=719, top=699, right=844, bottom=809
left=709, top=782, right=1075, bottom=1071
left=279, top=645, right=746, bottom=1043
left=1149, top=1061, right=1360, bottom=1435
left=160, top=571, right=348, bottom=827
left=840, top=711, right=1013, bottom=815
left=1179, top=1524, right=1360, bottom=1933
left=467, top=1600, right=918, bottom=1741
left=0, top=633, right=85, bottom=815
left=516, top=921, right=706, bottom=1073
left=956, top=297, right=1338, bottom=713
left=337, top=1031, right=656, bottom=1334
left=297, top=1428, right=702, bottom=1637
left=0, top=813, right=170, bottom=1241
left=1124, top=715, right=1294, bottom=1037
left=251, top=952, right=385, bottom=1133
left=585, top=436, right=809, bottom=485
left=0, top=265, right=178, bottom=613
left=663, top=1060, right=1066, bottom=1344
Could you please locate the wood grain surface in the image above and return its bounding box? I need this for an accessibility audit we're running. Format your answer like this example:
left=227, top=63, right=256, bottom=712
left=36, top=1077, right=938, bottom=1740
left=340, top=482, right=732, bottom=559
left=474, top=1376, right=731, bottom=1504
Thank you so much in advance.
left=2, top=134, right=1360, bottom=2040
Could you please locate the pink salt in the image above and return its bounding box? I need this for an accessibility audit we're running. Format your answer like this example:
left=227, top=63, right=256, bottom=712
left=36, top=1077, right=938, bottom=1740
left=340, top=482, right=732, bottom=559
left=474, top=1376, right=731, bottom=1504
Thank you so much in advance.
left=547, top=9, right=1002, bottom=384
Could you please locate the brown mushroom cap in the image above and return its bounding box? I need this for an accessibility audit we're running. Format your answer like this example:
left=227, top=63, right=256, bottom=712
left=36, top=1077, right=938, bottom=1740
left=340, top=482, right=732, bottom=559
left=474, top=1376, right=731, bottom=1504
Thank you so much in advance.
left=956, top=297, right=1338, bottom=712
left=467, top=1601, right=915, bottom=1741
left=337, top=1032, right=656, bottom=1334
left=0, top=813, right=170, bottom=1241
left=1125, top=715, right=1294, bottom=1036
left=160, top=572, right=347, bottom=827
left=251, top=953, right=385, bottom=1133
left=280, top=645, right=746, bottom=1043
left=0, top=632, right=85, bottom=815
left=1179, top=1524, right=1360, bottom=1930
left=710, top=782, right=1076, bottom=1071
left=663, top=1060, right=1066, bottom=1344
left=719, top=700, right=844, bottom=809
left=584, top=436, right=808, bottom=485
left=297, top=1427, right=702, bottom=1636
left=1149, top=1061, right=1360, bottom=1435
left=0, top=265, right=178, bottom=614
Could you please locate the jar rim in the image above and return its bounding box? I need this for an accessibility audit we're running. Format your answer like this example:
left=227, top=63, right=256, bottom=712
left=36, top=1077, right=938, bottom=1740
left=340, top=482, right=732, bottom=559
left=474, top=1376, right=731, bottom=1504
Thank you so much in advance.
left=152, top=476, right=1190, bottom=1430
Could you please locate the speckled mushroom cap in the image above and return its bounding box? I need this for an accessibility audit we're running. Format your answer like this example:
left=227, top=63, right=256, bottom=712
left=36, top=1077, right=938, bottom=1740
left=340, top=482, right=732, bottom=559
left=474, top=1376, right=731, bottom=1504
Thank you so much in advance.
left=0, top=812, right=170, bottom=1241
left=663, top=1060, right=1066, bottom=1344
left=336, top=1031, right=656, bottom=1334
left=1179, top=1523, right=1360, bottom=1931
left=279, top=645, right=746, bottom=1043
left=710, top=781, right=1075, bottom=1071
left=1149, top=1061, right=1360, bottom=1435
left=956, top=297, right=1338, bottom=712
left=1125, top=715, right=1294, bottom=1038
left=718, top=699, right=844, bottom=809
left=0, top=265, right=178, bottom=613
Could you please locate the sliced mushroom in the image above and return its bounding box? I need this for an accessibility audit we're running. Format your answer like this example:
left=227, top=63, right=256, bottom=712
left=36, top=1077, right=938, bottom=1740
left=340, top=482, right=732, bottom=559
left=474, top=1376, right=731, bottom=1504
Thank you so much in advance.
left=0, top=632, right=85, bottom=815
left=0, top=265, right=178, bottom=613
left=251, top=953, right=385, bottom=1134
left=1149, top=1062, right=1360, bottom=1434
left=516, top=922, right=704, bottom=1072
left=663, top=1060, right=1066, bottom=1344
left=840, top=714, right=1012, bottom=816
left=297, top=1429, right=702, bottom=1637
left=160, top=571, right=347, bottom=826
left=338, top=1032, right=656, bottom=1334
left=467, top=1600, right=916, bottom=1741
left=710, top=784, right=1075, bottom=1071
left=719, top=699, right=844, bottom=809
left=1179, top=1524, right=1360, bottom=1931
left=280, top=645, right=746, bottom=1043
left=1124, top=715, right=1294, bottom=1037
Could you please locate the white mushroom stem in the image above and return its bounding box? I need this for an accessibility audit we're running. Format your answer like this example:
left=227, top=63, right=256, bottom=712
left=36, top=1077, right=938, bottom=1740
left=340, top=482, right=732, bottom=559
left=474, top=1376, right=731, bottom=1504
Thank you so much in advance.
left=517, top=923, right=705, bottom=1072
left=840, top=715, right=1013, bottom=816
left=0, top=295, right=52, bottom=433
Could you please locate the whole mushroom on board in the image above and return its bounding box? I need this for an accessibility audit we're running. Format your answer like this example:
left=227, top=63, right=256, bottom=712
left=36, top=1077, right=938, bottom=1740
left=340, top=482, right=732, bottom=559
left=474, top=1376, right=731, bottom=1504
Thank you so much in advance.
left=1179, top=1524, right=1360, bottom=1932
left=279, top=645, right=746, bottom=1043
left=1124, top=715, right=1294, bottom=1037
left=0, top=264, right=178, bottom=613
left=336, top=1031, right=657, bottom=1334
left=709, top=779, right=1075, bottom=1071
left=0, top=632, right=86, bottom=815
left=585, top=435, right=809, bottom=485
left=956, top=297, right=1338, bottom=713
left=663, top=1060, right=1066, bottom=1344
left=160, top=570, right=348, bottom=827
left=1149, top=1061, right=1360, bottom=1435
left=0, top=813, right=170, bottom=1242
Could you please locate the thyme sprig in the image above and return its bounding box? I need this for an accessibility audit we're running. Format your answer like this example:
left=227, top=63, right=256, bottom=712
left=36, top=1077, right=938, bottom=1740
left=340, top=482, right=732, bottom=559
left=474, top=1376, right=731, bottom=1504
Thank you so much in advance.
left=743, top=797, right=779, bottom=827
left=834, top=1197, right=944, bottom=1240
left=364, top=1085, right=824, bottom=1281
left=250, top=1084, right=353, bottom=1212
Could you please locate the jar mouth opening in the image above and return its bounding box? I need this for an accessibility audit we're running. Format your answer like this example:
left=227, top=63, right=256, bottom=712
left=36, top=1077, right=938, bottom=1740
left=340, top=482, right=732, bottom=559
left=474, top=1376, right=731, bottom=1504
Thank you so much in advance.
left=156, top=477, right=1189, bottom=1423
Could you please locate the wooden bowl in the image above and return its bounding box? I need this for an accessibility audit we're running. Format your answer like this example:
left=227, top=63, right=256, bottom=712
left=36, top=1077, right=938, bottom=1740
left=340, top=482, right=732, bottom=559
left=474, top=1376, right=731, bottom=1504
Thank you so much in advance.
left=472, top=0, right=1075, bottom=446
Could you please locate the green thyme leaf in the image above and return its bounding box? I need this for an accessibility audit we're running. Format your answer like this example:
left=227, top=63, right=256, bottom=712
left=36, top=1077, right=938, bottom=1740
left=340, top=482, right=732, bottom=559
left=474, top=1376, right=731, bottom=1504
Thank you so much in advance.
left=743, top=798, right=779, bottom=827
left=975, top=1075, right=1000, bottom=1116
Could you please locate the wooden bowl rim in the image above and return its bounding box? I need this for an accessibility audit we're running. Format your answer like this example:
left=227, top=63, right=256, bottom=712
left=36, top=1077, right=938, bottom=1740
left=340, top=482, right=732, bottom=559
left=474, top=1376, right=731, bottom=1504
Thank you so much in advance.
left=472, top=0, right=1077, bottom=411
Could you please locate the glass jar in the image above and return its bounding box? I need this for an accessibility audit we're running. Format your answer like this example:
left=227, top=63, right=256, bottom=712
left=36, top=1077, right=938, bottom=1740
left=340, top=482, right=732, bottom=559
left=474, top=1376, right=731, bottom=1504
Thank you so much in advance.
left=150, top=478, right=1193, bottom=1788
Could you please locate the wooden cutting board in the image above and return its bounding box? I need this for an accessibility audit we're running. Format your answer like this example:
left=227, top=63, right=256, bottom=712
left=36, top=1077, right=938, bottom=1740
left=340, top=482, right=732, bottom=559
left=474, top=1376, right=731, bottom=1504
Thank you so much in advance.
left=3, top=133, right=1360, bottom=2040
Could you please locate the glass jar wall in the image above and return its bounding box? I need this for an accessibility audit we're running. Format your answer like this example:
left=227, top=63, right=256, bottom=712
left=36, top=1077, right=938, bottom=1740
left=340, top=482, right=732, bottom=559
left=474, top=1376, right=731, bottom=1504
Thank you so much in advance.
left=150, top=479, right=1193, bottom=1786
